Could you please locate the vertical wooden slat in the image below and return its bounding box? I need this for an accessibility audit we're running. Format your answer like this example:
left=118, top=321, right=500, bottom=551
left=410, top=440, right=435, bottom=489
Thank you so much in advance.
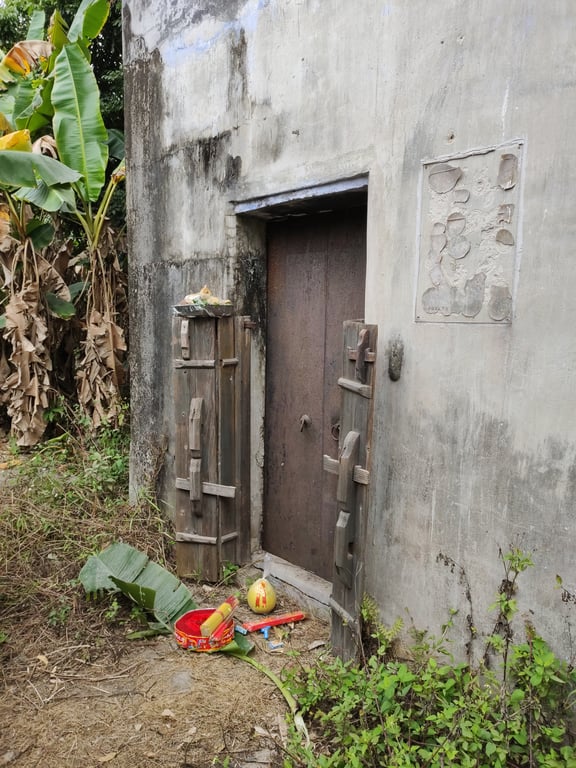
left=173, top=315, right=192, bottom=546
left=218, top=316, right=236, bottom=569
left=236, top=316, right=252, bottom=562
left=173, top=315, right=219, bottom=580
left=193, top=316, right=219, bottom=581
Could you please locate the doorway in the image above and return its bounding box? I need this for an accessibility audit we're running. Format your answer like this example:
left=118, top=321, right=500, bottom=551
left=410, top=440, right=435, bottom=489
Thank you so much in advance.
left=263, top=207, right=367, bottom=580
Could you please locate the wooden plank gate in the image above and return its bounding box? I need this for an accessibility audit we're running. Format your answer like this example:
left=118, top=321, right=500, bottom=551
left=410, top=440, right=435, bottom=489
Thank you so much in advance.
left=172, top=309, right=252, bottom=581
left=324, top=320, right=377, bottom=659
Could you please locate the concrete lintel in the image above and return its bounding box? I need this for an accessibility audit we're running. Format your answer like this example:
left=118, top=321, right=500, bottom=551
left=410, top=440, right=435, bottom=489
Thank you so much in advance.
left=233, top=175, right=369, bottom=217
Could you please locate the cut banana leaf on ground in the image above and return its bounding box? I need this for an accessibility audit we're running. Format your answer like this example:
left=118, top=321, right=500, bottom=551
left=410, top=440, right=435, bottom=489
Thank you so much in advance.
left=79, top=541, right=197, bottom=631
left=78, top=542, right=254, bottom=652
left=78, top=543, right=304, bottom=740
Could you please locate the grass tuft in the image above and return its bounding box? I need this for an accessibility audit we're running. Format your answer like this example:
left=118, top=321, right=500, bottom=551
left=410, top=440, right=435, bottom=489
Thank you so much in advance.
left=0, top=412, right=174, bottom=662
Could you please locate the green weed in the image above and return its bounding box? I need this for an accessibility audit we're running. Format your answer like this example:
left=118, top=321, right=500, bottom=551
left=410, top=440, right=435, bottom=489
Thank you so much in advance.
left=220, top=560, right=240, bottom=586
left=283, top=550, right=576, bottom=767
left=48, top=598, right=72, bottom=628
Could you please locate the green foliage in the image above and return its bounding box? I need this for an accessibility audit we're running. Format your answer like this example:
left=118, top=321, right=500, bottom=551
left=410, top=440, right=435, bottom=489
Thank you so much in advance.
left=0, top=0, right=30, bottom=50
left=103, top=596, right=120, bottom=622
left=51, top=41, right=109, bottom=202
left=0, top=0, right=123, bottom=129
left=219, top=560, right=240, bottom=586
left=0, top=150, right=82, bottom=187
left=283, top=551, right=576, bottom=767
left=12, top=408, right=130, bottom=506
left=485, top=546, right=537, bottom=682
left=0, top=1, right=127, bottom=445
left=79, top=540, right=198, bottom=632
left=361, top=593, right=404, bottom=659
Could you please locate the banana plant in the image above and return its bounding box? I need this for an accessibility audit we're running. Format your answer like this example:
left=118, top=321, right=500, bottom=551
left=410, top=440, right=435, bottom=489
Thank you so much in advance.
left=0, top=0, right=115, bottom=238
left=0, top=1, right=126, bottom=444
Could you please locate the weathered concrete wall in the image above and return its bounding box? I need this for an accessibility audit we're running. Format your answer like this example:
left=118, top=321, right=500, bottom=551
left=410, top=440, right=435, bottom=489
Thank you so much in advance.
left=124, top=0, right=576, bottom=657
left=363, top=1, right=576, bottom=658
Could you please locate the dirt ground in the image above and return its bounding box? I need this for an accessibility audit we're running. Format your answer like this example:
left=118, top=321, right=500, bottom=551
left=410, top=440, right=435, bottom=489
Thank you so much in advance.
left=1, top=577, right=329, bottom=768
left=0, top=432, right=330, bottom=767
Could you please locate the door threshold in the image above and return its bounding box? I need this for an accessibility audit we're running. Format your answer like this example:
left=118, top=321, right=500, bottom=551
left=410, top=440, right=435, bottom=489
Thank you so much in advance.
left=253, top=552, right=331, bottom=622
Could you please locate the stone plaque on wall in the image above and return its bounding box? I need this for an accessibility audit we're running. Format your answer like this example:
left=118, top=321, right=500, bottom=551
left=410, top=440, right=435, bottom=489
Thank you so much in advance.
left=415, top=141, right=523, bottom=323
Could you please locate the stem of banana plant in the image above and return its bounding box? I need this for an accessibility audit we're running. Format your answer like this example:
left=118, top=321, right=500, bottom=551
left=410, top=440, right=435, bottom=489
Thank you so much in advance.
left=231, top=653, right=310, bottom=746
left=91, top=175, right=119, bottom=249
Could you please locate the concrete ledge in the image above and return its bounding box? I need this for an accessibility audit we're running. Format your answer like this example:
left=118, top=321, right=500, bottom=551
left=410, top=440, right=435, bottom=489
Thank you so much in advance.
left=252, top=551, right=332, bottom=623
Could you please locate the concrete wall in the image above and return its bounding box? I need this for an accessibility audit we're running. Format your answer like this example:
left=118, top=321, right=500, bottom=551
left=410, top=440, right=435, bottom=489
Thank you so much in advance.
left=123, top=0, right=576, bottom=658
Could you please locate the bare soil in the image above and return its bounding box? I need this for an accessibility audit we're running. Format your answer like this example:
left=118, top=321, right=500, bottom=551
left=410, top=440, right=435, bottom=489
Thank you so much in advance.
left=0, top=434, right=328, bottom=768
left=1, top=575, right=329, bottom=768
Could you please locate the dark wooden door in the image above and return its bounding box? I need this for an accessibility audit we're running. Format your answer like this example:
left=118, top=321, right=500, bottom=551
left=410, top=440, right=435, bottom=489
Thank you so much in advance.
left=264, top=208, right=367, bottom=579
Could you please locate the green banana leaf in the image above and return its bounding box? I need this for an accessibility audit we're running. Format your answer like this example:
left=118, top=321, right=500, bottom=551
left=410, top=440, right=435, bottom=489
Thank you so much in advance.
left=223, top=631, right=254, bottom=656
left=0, top=58, right=16, bottom=90
left=26, top=219, right=54, bottom=249
left=110, top=577, right=157, bottom=612
left=68, top=0, right=110, bottom=44
left=46, top=292, right=76, bottom=319
left=52, top=42, right=108, bottom=202
left=112, top=559, right=200, bottom=630
left=12, top=74, right=54, bottom=134
left=107, top=128, right=125, bottom=161
left=78, top=542, right=255, bottom=654
left=26, top=10, right=46, bottom=41
left=79, top=541, right=149, bottom=592
left=0, top=92, right=14, bottom=125
left=14, top=180, right=77, bottom=212
left=79, top=542, right=198, bottom=631
left=11, top=78, right=36, bottom=127
left=69, top=281, right=87, bottom=300
left=0, top=150, right=82, bottom=187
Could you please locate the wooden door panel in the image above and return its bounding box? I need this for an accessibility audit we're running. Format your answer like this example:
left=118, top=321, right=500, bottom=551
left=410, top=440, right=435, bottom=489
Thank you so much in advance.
left=328, top=321, right=377, bottom=659
left=264, top=209, right=366, bottom=579
left=172, top=314, right=251, bottom=581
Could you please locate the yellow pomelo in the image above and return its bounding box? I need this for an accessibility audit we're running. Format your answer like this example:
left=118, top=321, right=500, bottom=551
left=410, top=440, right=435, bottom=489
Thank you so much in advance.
left=246, top=578, right=276, bottom=614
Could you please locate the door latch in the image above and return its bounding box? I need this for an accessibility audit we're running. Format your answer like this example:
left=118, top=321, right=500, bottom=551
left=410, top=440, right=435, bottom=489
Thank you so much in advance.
left=299, top=414, right=311, bottom=431
left=334, top=430, right=360, bottom=588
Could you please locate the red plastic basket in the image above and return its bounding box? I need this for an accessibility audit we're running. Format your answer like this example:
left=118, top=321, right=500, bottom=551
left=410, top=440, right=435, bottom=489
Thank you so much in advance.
left=174, top=608, right=234, bottom=651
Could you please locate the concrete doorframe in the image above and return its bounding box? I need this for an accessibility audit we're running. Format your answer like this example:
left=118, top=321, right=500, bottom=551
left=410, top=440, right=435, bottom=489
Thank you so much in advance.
left=231, top=175, right=369, bottom=618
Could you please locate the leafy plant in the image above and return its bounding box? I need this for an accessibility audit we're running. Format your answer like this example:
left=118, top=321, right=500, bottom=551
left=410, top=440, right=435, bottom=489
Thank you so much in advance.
left=283, top=550, right=576, bottom=767
left=220, top=560, right=240, bottom=586
left=361, top=593, right=404, bottom=660
left=0, top=1, right=127, bottom=445
left=484, top=546, right=535, bottom=679
left=48, top=596, right=71, bottom=627
left=103, top=596, right=120, bottom=622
